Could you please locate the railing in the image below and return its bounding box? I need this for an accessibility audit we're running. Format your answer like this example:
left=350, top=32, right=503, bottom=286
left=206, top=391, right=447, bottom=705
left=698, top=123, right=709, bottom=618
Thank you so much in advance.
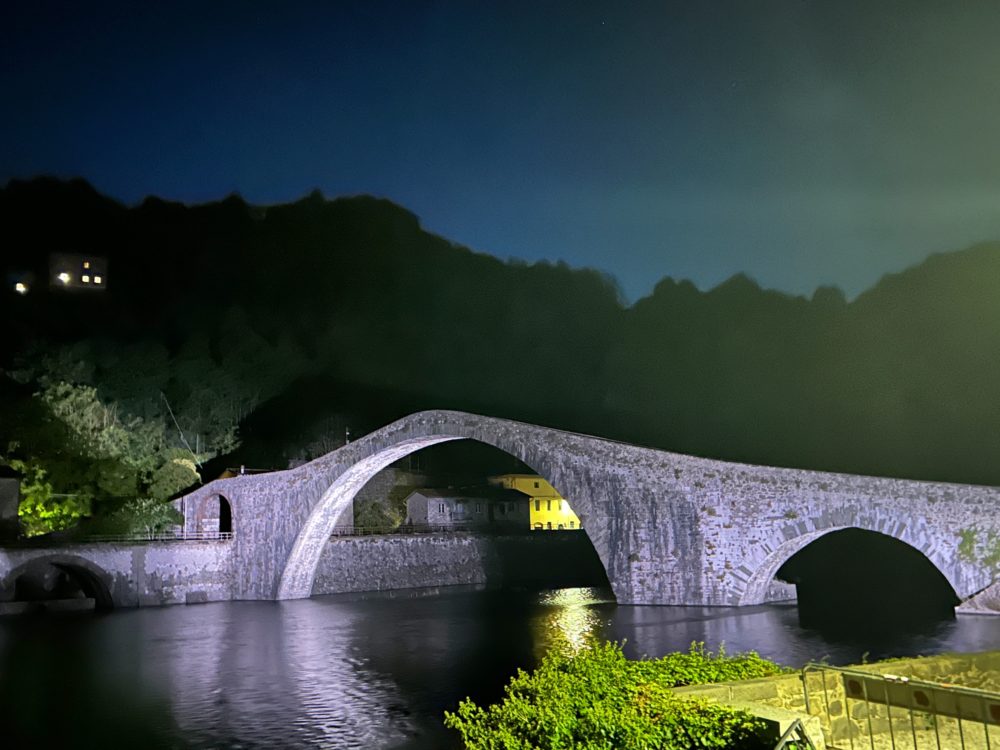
left=802, top=662, right=1000, bottom=749
left=330, top=522, right=535, bottom=537
left=4, top=531, right=234, bottom=546
left=774, top=718, right=817, bottom=750
left=81, top=531, right=234, bottom=543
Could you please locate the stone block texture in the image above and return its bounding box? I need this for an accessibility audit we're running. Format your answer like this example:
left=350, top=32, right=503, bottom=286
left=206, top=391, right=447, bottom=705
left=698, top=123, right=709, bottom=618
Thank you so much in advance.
left=0, top=541, right=233, bottom=608
left=5, top=410, right=1000, bottom=610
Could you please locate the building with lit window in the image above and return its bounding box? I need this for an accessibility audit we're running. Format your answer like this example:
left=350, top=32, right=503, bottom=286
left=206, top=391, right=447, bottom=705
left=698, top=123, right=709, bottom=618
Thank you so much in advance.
left=49, top=253, right=108, bottom=290
left=489, top=474, right=582, bottom=531
left=6, top=271, right=33, bottom=296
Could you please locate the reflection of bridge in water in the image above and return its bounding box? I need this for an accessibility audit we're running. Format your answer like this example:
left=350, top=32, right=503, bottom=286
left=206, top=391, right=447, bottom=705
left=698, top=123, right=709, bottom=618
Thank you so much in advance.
left=3, top=410, right=1000, bottom=613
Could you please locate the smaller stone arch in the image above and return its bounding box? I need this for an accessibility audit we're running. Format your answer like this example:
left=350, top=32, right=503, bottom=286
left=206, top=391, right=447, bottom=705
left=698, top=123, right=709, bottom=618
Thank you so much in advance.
left=737, top=520, right=963, bottom=606
left=3, top=554, right=115, bottom=611
left=739, top=527, right=840, bottom=605
left=187, top=492, right=234, bottom=537
left=218, top=495, right=232, bottom=535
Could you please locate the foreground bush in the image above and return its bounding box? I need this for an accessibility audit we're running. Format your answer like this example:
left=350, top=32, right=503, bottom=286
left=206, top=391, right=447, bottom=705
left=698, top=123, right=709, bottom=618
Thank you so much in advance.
left=444, top=641, right=787, bottom=749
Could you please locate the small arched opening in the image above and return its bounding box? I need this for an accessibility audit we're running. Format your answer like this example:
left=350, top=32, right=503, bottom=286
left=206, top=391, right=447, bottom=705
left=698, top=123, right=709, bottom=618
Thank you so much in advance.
left=7, top=557, right=114, bottom=613
left=193, top=493, right=233, bottom=537
left=218, top=495, right=232, bottom=535
left=775, top=528, right=959, bottom=633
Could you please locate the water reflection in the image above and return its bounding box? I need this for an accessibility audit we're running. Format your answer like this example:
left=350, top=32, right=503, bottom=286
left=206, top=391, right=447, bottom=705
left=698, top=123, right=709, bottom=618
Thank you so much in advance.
left=0, top=588, right=998, bottom=749
left=532, top=587, right=612, bottom=654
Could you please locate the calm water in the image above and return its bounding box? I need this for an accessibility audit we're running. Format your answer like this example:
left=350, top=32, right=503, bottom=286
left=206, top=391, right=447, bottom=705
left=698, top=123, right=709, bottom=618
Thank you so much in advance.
left=2, top=586, right=1000, bottom=749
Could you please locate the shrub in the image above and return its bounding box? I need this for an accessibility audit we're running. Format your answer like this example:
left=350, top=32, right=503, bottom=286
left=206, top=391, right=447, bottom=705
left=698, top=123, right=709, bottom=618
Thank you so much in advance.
left=444, top=641, right=787, bottom=749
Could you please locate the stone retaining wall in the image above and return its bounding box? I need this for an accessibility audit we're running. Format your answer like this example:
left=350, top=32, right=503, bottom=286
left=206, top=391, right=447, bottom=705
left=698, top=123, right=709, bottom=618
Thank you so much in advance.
left=312, top=531, right=608, bottom=595
left=312, top=534, right=492, bottom=594
left=0, top=541, right=234, bottom=608
left=675, top=651, right=1000, bottom=749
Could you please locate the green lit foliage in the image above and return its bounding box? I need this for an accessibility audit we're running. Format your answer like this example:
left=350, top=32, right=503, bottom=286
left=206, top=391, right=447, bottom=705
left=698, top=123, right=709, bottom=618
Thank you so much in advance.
left=9, top=180, right=1000, bottom=490
left=444, top=641, right=785, bottom=749
left=982, top=532, right=1000, bottom=570
left=85, top=497, right=183, bottom=537
left=147, top=451, right=201, bottom=502
left=0, top=326, right=305, bottom=535
left=954, top=527, right=1000, bottom=573
left=958, top=528, right=978, bottom=563
left=38, top=380, right=165, bottom=475
left=353, top=481, right=413, bottom=530
left=7, top=458, right=90, bottom=537
left=354, top=494, right=405, bottom=530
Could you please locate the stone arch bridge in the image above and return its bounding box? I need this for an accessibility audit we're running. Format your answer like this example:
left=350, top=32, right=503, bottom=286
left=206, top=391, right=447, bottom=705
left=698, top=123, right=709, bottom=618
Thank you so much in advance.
left=4, top=410, right=1000, bottom=611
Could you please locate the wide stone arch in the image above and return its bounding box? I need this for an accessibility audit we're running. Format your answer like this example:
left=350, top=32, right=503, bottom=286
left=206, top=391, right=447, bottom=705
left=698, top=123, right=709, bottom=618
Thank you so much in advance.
left=1, top=553, right=116, bottom=611
left=276, top=421, right=605, bottom=600
left=737, top=519, right=963, bottom=606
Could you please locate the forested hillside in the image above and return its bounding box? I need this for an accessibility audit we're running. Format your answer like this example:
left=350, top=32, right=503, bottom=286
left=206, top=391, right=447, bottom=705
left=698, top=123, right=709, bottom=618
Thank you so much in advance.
left=3, top=177, right=999, bottom=533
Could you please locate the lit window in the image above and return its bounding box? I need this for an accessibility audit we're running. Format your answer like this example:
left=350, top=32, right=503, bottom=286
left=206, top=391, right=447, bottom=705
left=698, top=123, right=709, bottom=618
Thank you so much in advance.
left=81, top=275, right=90, bottom=283
left=83, top=261, right=90, bottom=269
left=14, top=282, right=28, bottom=295
left=94, top=275, right=102, bottom=284
left=57, top=272, right=71, bottom=284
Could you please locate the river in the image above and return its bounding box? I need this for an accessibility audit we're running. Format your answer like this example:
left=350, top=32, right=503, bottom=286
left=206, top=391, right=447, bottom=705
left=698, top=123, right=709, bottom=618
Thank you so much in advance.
left=2, top=586, right=999, bottom=749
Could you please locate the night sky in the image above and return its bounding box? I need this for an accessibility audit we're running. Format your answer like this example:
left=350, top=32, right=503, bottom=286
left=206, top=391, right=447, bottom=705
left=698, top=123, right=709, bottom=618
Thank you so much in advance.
left=4, top=1, right=1000, bottom=302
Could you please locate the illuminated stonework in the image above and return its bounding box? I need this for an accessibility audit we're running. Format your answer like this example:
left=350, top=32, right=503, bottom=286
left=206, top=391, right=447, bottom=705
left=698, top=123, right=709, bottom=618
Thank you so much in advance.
left=172, top=409, right=1000, bottom=609
left=7, top=410, right=1000, bottom=611
left=276, top=436, right=459, bottom=599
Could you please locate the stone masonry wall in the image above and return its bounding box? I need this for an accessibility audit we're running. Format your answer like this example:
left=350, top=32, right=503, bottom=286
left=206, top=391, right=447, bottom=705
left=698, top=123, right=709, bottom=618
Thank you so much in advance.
left=0, top=531, right=603, bottom=610
left=676, top=651, right=1000, bottom=748
left=312, top=531, right=608, bottom=596
left=7, top=411, right=999, bottom=609
left=312, top=534, right=492, bottom=594
left=688, top=461, right=1000, bottom=607
left=0, top=540, right=234, bottom=608
left=172, top=409, right=1000, bottom=607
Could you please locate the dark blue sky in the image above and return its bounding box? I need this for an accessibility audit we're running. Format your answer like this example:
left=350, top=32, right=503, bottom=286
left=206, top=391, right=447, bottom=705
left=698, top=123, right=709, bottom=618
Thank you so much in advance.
left=4, top=1, right=1000, bottom=301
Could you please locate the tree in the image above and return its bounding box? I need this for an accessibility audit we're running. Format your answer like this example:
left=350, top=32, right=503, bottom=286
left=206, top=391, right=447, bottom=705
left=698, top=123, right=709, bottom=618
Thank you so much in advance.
left=6, top=458, right=90, bottom=537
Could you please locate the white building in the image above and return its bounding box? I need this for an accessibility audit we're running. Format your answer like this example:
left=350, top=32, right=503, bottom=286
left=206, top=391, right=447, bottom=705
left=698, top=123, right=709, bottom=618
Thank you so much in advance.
left=404, top=487, right=530, bottom=529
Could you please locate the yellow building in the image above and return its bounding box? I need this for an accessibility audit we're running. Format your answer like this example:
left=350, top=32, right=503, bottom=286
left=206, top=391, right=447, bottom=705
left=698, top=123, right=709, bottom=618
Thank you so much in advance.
left=489, top=474, right=582, bottom=531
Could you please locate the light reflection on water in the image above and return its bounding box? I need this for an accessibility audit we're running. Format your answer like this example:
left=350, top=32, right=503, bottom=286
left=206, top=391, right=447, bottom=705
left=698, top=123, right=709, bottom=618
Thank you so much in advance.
left=1, top=587, right=999, bottom=749
left=533, top=587, right=613, bottom=655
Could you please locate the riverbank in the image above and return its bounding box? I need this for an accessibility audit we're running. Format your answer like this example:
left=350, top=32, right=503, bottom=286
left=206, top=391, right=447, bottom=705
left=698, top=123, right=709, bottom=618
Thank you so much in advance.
left=678, top=649, right=1000, bottom=748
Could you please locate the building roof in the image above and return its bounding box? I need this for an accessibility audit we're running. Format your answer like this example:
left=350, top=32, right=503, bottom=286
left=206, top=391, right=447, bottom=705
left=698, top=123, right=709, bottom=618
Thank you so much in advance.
left=407, top=486, right=527, bottom=502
